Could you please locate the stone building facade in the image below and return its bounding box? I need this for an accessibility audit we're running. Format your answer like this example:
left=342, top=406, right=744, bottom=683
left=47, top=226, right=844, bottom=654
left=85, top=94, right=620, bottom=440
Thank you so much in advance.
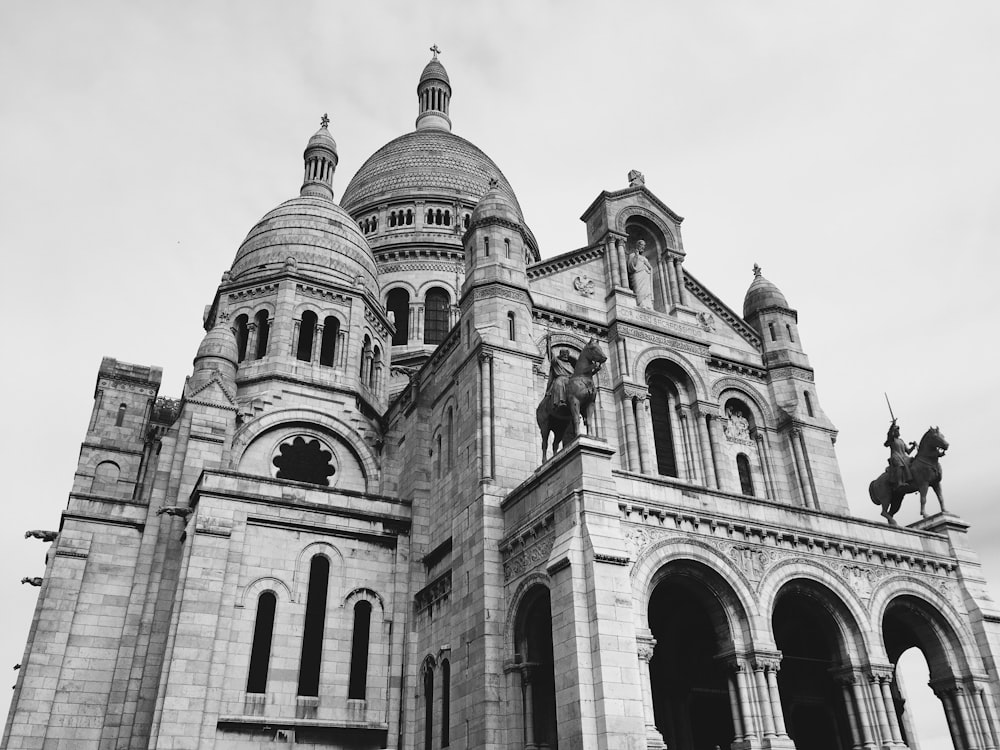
left=5, top=52, right=1000, bottom=750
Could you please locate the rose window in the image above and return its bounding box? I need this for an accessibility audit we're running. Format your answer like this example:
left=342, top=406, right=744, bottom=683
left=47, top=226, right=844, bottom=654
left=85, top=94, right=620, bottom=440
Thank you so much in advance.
left=272, top=436, right=336, bottom=486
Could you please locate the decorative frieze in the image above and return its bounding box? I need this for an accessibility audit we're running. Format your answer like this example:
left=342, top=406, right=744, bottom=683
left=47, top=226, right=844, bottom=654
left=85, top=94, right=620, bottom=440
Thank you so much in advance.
left=616, top=323, right=708, bottom=358
left=227, top=283, right=279, bottom=302
left=295, top=284, right=352, bottom=306
left=415, top=570, right=452, bottom=616
left=501, top=514, right=555, bottom=582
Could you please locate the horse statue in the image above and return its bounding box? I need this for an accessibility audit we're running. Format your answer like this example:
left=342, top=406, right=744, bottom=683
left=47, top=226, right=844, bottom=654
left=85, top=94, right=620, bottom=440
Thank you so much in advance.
left=536, top=338, right=607, bottom=462
left=869, top=426, right=949, bottom=525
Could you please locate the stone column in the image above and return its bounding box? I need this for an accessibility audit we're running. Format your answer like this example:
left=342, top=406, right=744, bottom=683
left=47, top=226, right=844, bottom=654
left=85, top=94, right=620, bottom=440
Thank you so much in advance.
left=788, top=428, right=812, bottom=508
left=637, top=636, right=665, bottom=750
left=291, top=319, right=301, bottom=357
left=616, top=238, right=629, bottom=289
left=868, top=670, right=893, bottom=747
left=634, top=393, right=656, bottom=475
left=615, top=337, right=630, bottom=377
left=312, top=323, right=323, bottom=363
left=675, top=256, right=690, bottom=306
left=696, top=413, right=717, bottom=489
left=734, top=662, right=760, bottom=739
left=765, top=662, right=788, bottom=737
left=606, top=239, right=620, bottom=290
left=847, top=676, right=878, bottom=750
left=666, top=392, right=685, bottom=478
left=415, top=304, right=425, bottom=344
left=521, top=664, right=537, bottom=750
left=621, top=392, right=640, bottom=473
left=246, top=321, right=259, bottom=362
left=336, top=330, right=348, bottom=369
left=479, top=351, right=493, bottom=480
left=754, top=431, right=775, bottom=500
left=753, top=661, right=776, bottom=738
left=680, top=411, right=702, bottom=484
left=956, top=686, right=983, bottom=749
left=975, top=684, right=998, bottom=750
left=707, top=414, right=726, bottom=490
left=664, top=255, right=679, bottom=307
left=877, top=673, right=904, bottom=745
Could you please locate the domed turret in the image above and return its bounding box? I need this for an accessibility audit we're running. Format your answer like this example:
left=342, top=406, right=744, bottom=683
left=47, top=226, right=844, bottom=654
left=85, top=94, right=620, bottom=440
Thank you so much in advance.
left=470, top=178, right=520, bottom=225
left=743, top=263, right=790, bottom=319
left=416, top=45, right=452, bottom=132
left=301, top=113, right=338, bottom=200
left=190, top=317, right=238, bottom=390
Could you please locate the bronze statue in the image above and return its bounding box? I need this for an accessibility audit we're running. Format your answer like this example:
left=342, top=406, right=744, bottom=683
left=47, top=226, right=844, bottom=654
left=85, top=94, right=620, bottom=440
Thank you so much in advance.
left=536, top=338, right=607, bottom=461
left=20, top=577, right=42, bottom=587
left=869, top=425, right=948, bottom=524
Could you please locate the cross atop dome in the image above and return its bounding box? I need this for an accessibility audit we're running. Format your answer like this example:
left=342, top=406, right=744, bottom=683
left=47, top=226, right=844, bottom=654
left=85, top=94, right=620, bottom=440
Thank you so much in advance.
left=753, top=263, right=762, bottom=278
left=416, top=45, right=452, bottom=132
left=320, top=113, right=330, bottom=128
left=430, top=43, right=440, bottom=58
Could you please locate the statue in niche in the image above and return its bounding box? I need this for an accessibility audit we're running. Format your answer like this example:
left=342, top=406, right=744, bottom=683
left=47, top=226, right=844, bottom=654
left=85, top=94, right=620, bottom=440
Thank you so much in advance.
left=870, top=423, right=948, bottom=524
left=724, top=407, right=750, bottom=442
left=627, top=240, right=654, bottom=309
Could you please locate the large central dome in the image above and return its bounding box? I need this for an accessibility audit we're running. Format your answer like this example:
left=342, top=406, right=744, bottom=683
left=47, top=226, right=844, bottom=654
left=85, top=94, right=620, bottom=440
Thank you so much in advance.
left=340, top=129, right=524, bottom=218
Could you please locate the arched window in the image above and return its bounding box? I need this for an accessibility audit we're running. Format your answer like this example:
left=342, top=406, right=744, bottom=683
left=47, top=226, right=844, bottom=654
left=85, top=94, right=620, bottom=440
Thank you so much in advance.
left=737, top=453, right=754, bottom=496
left=92, top=461, right=120, bottom=493
left=786, top=323, right=795, bottom=343
left=297, top=311, right=317, bottom=361
left=804, top=391, right=814, bottom=418
left=372, top=215, right=378, bottom=230
left=444, top=210, right=451, bottom=226
left=406, top=208, right=413, bottom=225
left=483, top=237, right=490, bottom=256
left=426, top=209, right=434, bottom=224
left=386, top=288, right=411, bottom=346
left=115, top=403, right=127, bottom=427
left=389, top=211, right=396, bottom=227
left=424, top=666, right=434, bottom=750
left=435, top=433, right=442, bottom=478
left=298, top=556, right=329, bottom=696
left=424, top=288, right=450, bottom=345
left=435, top=209, right=442, bottom=225
left=348, top=600, right=372, bottom=700
left=320, top=317, right=339, bottom=367
left=768, top=322, right=776, bottom=342
left=441, top=659, right=451, bottom=747
left=648, top=378, right=678, bottom=477
left=507, top=311, right=516, bottom=341
left=234, top=314, right=249, bottom=362
left=247, top=592, right=276, bottom=694
left=504, top=238, right=511, bottom=258
left=447, top=408, right=454, bottom=469
left=254, top=310, right=270, bottom=359
left=463, top=214, right=470, bottom=230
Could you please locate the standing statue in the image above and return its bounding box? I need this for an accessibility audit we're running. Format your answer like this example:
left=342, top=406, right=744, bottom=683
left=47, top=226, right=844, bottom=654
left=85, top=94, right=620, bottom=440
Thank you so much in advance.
left=869, top=425, right=948, bottom=524
left=627, top=240, right=654, bottom=309
left=536, top=338, right=607, bottom=461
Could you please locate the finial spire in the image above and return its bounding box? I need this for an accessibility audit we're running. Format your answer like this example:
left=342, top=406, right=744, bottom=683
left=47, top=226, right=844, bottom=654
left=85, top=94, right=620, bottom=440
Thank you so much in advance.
left=320, top=112, right=330, bottom=128
left=416, top=45, right=452, bottom=132
left=430, top=43, right=440, bottom=59
left=753, top=263, right=762, bottom=278
left=300, top=118, right=338, bottom=200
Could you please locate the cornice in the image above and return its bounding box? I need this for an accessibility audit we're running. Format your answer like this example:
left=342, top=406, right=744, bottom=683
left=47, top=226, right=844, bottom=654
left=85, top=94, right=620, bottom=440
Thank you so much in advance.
left=526, top=244, right=604, bottom=280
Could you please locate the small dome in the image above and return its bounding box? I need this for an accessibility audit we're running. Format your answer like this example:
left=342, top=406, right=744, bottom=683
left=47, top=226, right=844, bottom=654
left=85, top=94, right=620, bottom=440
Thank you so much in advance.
left=307, top=123, right=337, bottom=153
left=471, top=179, right=519, bottom=224
left=194, top=320, right=238, bottom=367
left=743, top=264, right=790, bottom=319
left=230, top=196, right=379, bottom=297
left=420, top=57, right=450, bottom=87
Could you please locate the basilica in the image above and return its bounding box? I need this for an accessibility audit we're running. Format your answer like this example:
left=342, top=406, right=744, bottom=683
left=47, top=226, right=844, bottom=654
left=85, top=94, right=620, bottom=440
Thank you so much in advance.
left=5, top=51, right=1000, bottom=750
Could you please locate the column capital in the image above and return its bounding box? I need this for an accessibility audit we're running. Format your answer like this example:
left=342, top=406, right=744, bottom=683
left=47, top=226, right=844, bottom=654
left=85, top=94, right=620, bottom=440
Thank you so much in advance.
left=636, top=635, right=657, bottom=662
left=749, top=650, right=783, bottom=672
left=830, top=665, right=864, bottom=686
left=866, top=663, right=895, bottom=683
left=696, top=401, right=721, bottom=419
left=478, top=349, right=494, bottom=364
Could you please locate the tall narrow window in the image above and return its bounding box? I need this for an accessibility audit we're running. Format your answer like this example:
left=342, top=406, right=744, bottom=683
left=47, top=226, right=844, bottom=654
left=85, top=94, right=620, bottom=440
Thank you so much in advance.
left=737, top=453, right=754, bottom=496
left=320, top=317, right=339, bottom=366
left=386, top=288, right=411, bottom=346
left=298, top=556, right=330, bottom=696
left=435, top=433, right=442, bottom=477
left=504, top=238, right=511, bottom=258
left=648, top=379, right=678, bottom=477
left=406, top=209, right=413, bottom=225
left=115, top=403, right=127, bottom=427
left=786, top=323, right=795, bottom=343
left=441, top=659, right=451, bottom=747
left=348, top=601, right=372, bottom=700
left=297, top=311, right=317, bottom=361
left=463, top=214, right=470, bottom=230
left=247, top=592, right=276, bottom=693
left=360, top=335, right=372, bottom=380
left=255, top=311, right=270, bottom=359
left=371, top=346, right=382, bottom=390
left=235, top=315, right=249, bottom=362
left=768, top=322, right=776, bottom=342
left=484, top=237, right=490, bottom=256
left=444, top=210, right=451, bottom=226
left=804, top=391, right=814, bottom=418
left=507, top=311, right=516, bottom=341
left=424, top=668, right=434, bottom=750
left=447, top=408, right=454, bottom=469
left=424, top=288, right=450, bottom=345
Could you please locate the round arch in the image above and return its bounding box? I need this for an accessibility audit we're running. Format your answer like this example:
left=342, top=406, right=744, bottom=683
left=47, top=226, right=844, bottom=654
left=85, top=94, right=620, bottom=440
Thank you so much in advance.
left=239, top=575, right=294, bottom=608
left=713, top=380, right=774, bottom=427
left=504, top=572, right=551, bottom=656
left=292, top=540, right=344, bottom=606
left=382, top=279, right=419, bottom=298
left=614, top=206, right=677, bottom=251
left=632, top=346, right=708, bottom=401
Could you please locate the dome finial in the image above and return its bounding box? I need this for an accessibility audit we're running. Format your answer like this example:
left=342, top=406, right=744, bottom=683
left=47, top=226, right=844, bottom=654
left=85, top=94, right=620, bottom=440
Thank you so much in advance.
left=301, top=117, right=338, bottom=200
left=416, top=46, right=453, bottom=132
left=753, top=263, right=762, bottom=278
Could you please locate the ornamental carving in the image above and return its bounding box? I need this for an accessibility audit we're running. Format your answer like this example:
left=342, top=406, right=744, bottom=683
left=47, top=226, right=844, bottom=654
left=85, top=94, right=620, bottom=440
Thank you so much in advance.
left=836, top=564, right=888, bottom=600
left=473, top=285, right=530, bottom=304
left=97, top=379, right=157, bottom=396
left=727, top=544, right=773, bottom=583
left=379, top=262, right=460, bottom=275
left=724, top=406, right=752, bottom=444
left=616, top=323, right=708, bottom=358
left=503, top=535, right=555, bottom=581
left=698, top=312, right=716, bottom=332
left=573, top=275, right=596, bottom=297
left=227, top=283, right=279, bottom=302
left=295, top=284, right=352, bottom=306
left=415, top=571, right=452, bottom=616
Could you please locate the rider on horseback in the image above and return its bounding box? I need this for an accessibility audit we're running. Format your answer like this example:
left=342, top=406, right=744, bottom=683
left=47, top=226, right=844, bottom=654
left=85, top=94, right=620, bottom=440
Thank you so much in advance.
left=547, top=349, right=577, bottom=408
left=884, top=420, right=916, bottom=490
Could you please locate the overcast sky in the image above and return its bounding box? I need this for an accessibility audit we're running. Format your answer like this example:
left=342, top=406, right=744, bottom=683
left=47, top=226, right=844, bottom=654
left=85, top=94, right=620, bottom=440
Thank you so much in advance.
left=2, top=2, right=997, bottom=745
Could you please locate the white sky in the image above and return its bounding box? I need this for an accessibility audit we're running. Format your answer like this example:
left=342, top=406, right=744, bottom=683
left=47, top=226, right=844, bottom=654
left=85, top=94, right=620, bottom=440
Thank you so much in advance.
left=1, top=2, right=997, bottom=745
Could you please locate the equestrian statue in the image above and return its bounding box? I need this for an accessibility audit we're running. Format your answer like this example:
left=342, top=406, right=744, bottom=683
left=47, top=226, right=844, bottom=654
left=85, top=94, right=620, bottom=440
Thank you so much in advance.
left=536, top=338, right=607, bottom=462
left=869, top=420, right=949, bottom=525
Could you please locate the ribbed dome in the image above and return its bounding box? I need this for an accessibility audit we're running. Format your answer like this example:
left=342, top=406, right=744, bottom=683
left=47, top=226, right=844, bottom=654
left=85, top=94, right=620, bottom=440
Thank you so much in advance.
left=420, top=58, right=450, bottom=86
left=471, top=181, right=519, bottom=224
left=307, top=124, right=337, bottom=152
left=230, top=195, right=379, bottom=297
left=194, top=320, right=238, bottom=366
left=340, top=130, right=524, bottom=218
left=743, top=266, right=790, bottom=318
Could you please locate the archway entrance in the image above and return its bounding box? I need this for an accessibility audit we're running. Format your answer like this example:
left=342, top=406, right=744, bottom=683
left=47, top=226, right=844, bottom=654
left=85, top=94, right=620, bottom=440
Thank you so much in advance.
left=648, top=567, right=736, bottom=749
left=514, top=586, right=557, bottom=750
left=772, top=587, right=855, bottom=750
